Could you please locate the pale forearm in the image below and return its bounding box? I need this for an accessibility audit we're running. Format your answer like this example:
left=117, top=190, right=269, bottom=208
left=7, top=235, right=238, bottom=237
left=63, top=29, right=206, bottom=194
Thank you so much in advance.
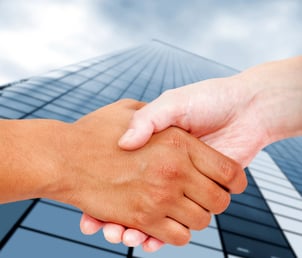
left=234, top=56, right=302, bottom=144
left=0, top=119, right=68, bottom=203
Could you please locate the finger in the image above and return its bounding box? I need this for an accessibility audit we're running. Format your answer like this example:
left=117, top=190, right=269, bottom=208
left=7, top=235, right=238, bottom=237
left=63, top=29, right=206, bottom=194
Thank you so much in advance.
left=80, top=213, right=104, bottom=235
left=118, top=92, right=187, bottom=150
left=187, top=138, right=247, bottom=193
left=167, top=198, right=211, bottom=230
left=142, top=237, right=165, bottom=252
left=122, top=229, right=148, bottom=247
left=144, top=217, right=191, bottom=246
left=184, top=171, right=231, bottom=214
left=103, top=223, right=126, bottom=244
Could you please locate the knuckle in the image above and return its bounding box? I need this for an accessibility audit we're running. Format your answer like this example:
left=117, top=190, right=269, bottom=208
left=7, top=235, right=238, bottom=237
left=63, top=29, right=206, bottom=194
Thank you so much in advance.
left=150, top=187, right=174, bottom=206
left=157, top=162, right=182, bottom=181
left=220, top=159, right=238, bottom=186
left=212, top=191, right=231, bottom=214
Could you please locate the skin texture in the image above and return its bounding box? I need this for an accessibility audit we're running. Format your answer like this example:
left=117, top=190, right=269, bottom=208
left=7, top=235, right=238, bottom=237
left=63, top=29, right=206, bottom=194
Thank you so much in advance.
left=81, top=56, right=302, bottom=251
left=0, top=99, right=246, bottom=247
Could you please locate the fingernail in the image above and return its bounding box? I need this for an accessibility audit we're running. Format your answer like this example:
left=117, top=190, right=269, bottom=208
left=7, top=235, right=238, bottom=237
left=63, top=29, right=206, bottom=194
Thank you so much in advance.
left=119, top=129, right=135, bottom=146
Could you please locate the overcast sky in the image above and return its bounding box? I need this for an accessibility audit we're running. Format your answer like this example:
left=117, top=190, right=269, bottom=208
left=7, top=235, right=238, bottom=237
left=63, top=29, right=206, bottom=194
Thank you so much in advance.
left=0, top=0, right=302, bottom=85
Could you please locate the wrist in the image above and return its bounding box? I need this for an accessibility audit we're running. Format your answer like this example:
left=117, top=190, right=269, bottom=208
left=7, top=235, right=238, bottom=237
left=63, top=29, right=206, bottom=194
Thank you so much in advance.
left=0, top=119, right=72, bottom=203
left=37, top=120, right=76, bottom=204
left=234, top=57, right=302, bottom=145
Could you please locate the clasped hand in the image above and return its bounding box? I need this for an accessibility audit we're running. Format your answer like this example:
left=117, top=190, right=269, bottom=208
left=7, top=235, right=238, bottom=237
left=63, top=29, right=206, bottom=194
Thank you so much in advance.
left=64, top=99, right=246, bottom=249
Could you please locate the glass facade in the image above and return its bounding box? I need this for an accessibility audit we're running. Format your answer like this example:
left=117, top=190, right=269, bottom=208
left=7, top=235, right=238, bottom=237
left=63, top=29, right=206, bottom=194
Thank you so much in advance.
left=0, top=39, right=301, bottom=258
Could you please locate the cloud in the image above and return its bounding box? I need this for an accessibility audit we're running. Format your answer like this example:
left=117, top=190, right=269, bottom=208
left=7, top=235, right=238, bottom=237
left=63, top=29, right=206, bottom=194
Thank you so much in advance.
left=0, top=0, right=133, bottom=84
left=0, top=0, right=302, bottom=84
left=93, top=0, right=302, bottom=69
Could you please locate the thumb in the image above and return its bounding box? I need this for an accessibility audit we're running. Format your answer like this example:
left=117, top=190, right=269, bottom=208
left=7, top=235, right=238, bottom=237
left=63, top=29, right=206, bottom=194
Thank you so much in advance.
left=119, top=92, right=185, bottom=150
left=118, top=117, right=155, bottom=150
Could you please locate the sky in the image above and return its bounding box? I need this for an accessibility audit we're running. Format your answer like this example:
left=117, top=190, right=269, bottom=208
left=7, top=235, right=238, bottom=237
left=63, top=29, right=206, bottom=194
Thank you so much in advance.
left=0, top=0, right=302, bottom=85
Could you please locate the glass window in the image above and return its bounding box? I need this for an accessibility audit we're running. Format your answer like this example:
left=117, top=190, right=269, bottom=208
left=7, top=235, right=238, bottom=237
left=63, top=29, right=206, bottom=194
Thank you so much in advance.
left=2, top=91, right=44, bottom=106
left=0, top=200, right=33, bottom=244
left=275, top=215, right=302, bottom=235
left=243, top=184, right=262, bottom=197
left=0, top=105, right=24, bottom=119
left=94, top=73, right=115, bottom=84
left=225, top=202, right=277, bottom=227
left=59, top=74, right=88, bottom=86
left=190, top=227, right=222, bottom=249
left=33, top=86, right=64, bottom=98
left=43, top=103, right=84, bottom=117
left=133, top=243, right=224, bottom=258
left=0, top=97, right=35, bottom=113
left=21, top=202, right=128, bottom=254
left=267, top=201, right=302, bottom=221
left=9, top=87, right=54, bottom=102
left=1, top=228, right=126, bottom=258
left=29, top=77, right=72, bottom=90
left=248, top=163, right=285, bottom=179
left=41, top=83, right=70, bottom=94
left=110, top=80, right=132, bottom=90
left=251, top=170, right=294, bottom=188
left=100, top=86, right=123, bottom=100
left=256, top=179, right=300, bottom=199
left=63, top=90, right=94, bottom=101
left=283, top=231, right=302, bottom=258
left=218, top=214, right=288, bottom=246
left=261, top=189, right=302, bottom=209
left=79, top=80, right=106, bottom=93
left=222, top=231, right=295, bottom=258
left=231, top=194, right=269, bottom=211
left=52, top=99, right=93, bottom=115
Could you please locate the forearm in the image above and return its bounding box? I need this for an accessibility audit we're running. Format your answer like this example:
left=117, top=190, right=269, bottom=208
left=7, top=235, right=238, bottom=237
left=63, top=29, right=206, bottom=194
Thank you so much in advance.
left=0, top=119, right=68, bottom=203
left=234, top=56, right=302, bottom=144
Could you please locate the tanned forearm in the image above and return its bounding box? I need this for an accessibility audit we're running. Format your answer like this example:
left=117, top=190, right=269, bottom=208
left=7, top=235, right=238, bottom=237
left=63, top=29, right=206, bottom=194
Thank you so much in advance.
left=0, top=119, right=69, bottom=203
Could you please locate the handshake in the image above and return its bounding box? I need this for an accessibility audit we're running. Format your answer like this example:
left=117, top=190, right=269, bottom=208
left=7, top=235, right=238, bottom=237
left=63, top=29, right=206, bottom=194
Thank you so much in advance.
left=63, top=99, right=247, bottom=251
left=3, top=56, right=300, bottom=252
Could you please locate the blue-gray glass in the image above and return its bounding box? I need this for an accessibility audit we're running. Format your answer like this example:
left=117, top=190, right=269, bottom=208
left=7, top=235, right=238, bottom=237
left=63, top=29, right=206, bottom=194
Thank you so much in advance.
left=224, top=202, right=277, bottom=227
left=266, top=138, right=302, bottom=196
left=21, top=202, right=128, bottom=254
left=0, top=200, right=33, bottom=247
left=218, top=214, right=288, bottom=246
left=1, top=229, right=126, bottom=258
left=217, top=168, right=295, bottom=257
left=222, top=232, right=295, bottom=258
